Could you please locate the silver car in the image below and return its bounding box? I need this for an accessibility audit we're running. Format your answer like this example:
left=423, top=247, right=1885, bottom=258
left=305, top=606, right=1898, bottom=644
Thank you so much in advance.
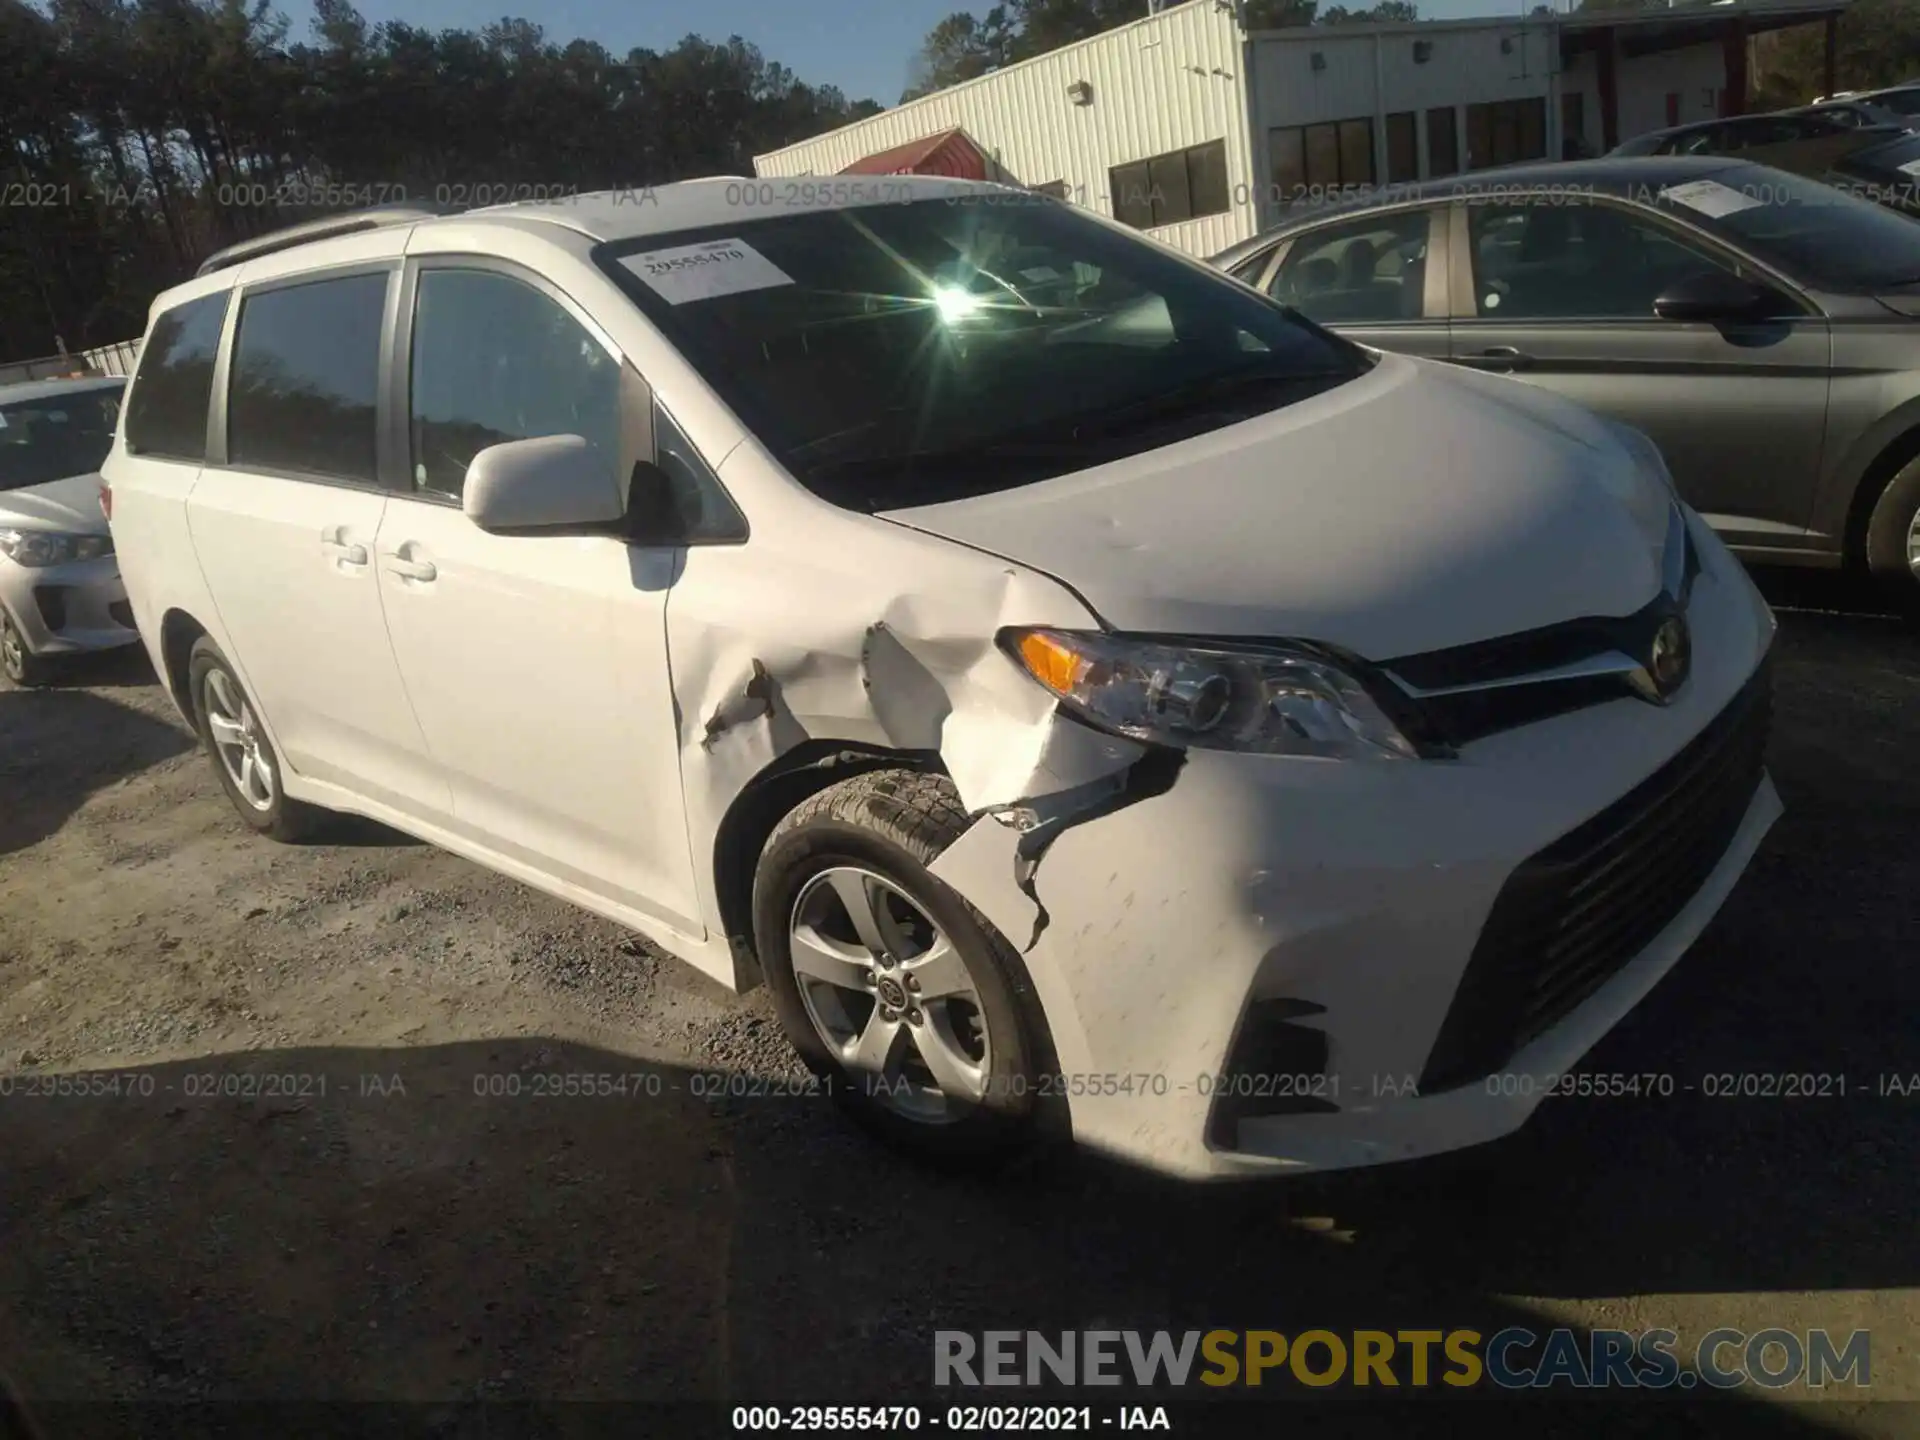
left=0, top=375, right=139, bottom=685
left=1213, top=157, right=1920, bottom=611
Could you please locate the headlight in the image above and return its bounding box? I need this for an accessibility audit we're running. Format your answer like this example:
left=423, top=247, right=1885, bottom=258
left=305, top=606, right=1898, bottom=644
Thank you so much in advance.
left=1002, top=628, right=1442, bottom=760
left=0, top=529, right=113, bottom=567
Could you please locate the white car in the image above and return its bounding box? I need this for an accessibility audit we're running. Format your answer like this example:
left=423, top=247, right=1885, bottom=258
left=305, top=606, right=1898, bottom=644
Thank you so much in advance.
left=0, top=375, right=139, bottom=685
left=104, top=181, right=1781, bottom=1179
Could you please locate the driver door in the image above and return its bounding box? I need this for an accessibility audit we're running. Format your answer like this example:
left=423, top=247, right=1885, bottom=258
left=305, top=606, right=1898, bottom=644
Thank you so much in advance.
left=372, top=259, right=704, bottom=936
left=1446, top=197, right=1832, bottom=542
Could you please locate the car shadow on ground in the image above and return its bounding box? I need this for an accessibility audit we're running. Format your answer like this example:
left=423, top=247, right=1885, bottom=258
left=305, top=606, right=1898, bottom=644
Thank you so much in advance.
left=0, top=684, right=195, bottom=858
left=0, top=1039, right=1890, bottom=1438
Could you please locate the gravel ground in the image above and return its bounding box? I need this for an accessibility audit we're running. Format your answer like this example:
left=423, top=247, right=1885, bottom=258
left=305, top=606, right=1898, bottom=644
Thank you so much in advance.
left=0, top=570, right=1915, bottom=1437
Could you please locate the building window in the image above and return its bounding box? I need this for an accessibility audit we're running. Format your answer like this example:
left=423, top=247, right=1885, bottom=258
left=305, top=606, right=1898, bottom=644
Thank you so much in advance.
left=1666, top=92, right=1681, bottom=126
left=1269, top=117, right=1375, bottom=205
left=1464, top=97, right=1547, bottom=171
left=1427, top=106, right=1459, bottom=178
left=1109, top=139, right=1229, bottom=229
left=1386, top=111, right=1418, bottom=184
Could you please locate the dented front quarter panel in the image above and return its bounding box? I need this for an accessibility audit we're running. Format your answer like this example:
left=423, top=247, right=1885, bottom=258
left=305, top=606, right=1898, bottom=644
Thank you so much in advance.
left=663, top=437, right=1149, bottom=991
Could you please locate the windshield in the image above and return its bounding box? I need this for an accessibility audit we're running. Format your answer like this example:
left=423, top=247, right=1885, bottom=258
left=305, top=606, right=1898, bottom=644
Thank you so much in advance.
left=1869, top=88, right=1920, bottom=116
left=596, top=197, right=1367, bottom=511
left=0, top=384, right=125, bottom=492
left=1659, top=166, right=1920, bottom=291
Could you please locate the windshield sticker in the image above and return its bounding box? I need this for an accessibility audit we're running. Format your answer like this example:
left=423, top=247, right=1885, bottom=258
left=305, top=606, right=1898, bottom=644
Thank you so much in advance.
left=1898, top=157, right=1920, bottom=179
left=620, top=239, right=794, bottom=305
left=1020, top=266, right=1062, bottom=283
left=1658, top=179, right=1764, bottom=219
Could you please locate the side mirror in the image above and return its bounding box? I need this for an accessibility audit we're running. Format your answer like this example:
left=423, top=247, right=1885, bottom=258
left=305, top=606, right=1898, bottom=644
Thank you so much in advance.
left=463, top=435, right=624, bottom=536
left=624, top=458, right=688, bottom=545
left=1653, top=269, right=1789, bottom=324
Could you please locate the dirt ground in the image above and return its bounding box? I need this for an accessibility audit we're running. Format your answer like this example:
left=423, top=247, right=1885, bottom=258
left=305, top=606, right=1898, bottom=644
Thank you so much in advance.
left=1, top=569, right=1916, bottom=1437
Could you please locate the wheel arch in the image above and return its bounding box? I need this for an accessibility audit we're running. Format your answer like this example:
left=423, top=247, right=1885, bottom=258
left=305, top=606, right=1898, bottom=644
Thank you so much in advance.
left=157, top=607, right=209, bottom=719
left=710, top=741, right=948, bottom=983
left=1834, top=406, right=1920, bottom=565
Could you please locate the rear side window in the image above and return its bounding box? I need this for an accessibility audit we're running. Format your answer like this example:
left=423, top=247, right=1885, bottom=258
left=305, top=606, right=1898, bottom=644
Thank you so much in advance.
left=228, top=272, right=388, bottom=483
left=124, top=292, right=230, bottom=461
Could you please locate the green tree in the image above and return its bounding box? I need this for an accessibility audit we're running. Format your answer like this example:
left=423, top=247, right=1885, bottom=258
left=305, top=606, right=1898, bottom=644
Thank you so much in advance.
left=0, top=0, right=884, bottom=361
left=1753, top=0, right=1920, bottom=105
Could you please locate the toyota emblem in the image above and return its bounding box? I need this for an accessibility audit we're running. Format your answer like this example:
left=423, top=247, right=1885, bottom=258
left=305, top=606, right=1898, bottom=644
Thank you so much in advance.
left=1648, top=614, right=1692, bottom=699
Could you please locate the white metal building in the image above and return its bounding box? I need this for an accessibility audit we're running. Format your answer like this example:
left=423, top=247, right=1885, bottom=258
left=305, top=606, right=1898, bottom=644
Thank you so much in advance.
left=754, top=0, right=1849, bottom=257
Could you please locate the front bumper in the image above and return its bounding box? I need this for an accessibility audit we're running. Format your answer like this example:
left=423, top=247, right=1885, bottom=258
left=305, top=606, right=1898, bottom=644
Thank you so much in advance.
left=0, top=552, right=140, bottom=657
left=941, top=519, right=1780, bottom=1180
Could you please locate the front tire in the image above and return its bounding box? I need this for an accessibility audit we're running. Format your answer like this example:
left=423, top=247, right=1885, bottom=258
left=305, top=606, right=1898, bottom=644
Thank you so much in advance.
left=187, top=637, right=321, bottom=842
left=1863, top=453, right=1920, bottom=615
left=0, top=611, right=51, bottom=687
left=752, top=768, right=1057, bottom=1166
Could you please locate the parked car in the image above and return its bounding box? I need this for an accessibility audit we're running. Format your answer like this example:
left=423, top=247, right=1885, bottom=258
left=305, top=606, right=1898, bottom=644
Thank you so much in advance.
left=1812, top=82, right=1920, bottom=118
left=1795, top=97, right=1919, bottom=132
left=1214, top=156, right=1920, bottom=609
left=1822, top=126, right=1920, bottom=217
left=0, top=375, right=139, bottom=685
left=106, top=182, right=1779, bottom=1179
left=1608, top=109, right=1898, bottom=177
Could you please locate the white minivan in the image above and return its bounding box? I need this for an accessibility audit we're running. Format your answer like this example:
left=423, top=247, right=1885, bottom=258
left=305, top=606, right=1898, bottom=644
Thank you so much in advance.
left=104, top=180, right=1781, bottom=1179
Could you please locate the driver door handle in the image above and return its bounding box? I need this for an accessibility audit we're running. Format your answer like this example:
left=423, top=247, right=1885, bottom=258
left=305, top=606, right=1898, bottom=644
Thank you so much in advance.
left=381, top=548, right=437, bottom=583
left=1470, top=345, right=1532, bottom=370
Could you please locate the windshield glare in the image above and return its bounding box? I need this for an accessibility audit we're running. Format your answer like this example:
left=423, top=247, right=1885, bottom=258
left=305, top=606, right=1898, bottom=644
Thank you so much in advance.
left=1670, top=168, right=1920, bottom=291
left=0, top=386, right=124, bottom=492
left=598, top=197, right=1365, bottom=510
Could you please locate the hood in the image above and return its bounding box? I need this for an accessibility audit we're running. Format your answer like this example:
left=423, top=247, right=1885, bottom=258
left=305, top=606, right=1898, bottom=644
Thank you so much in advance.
left=0, top=472, right=109, bottom=535
left=881, top=353, right=1673, bottom=660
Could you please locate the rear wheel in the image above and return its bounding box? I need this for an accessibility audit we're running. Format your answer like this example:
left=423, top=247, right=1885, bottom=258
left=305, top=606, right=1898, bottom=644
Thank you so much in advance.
left=0, top=611, right=51, bottom=687
left=752, top=768, right=1057, bottom=1166
left=187, top=637, right=322, bottom=841
left=1863, top=452, right=1920, bottom=615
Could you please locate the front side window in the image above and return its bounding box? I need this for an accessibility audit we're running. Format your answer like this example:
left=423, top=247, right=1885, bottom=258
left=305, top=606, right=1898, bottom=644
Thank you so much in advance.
left=408, top=268, right=621, bottom=500
left=1467, top=202, right=1733, bottom=320
left=0, top=384, right=125, bottom=491
left=1269, top=210, right=1433, bottom=324
left=123, top=292, right=229, bottom=462
left=228, top=272, right=388, bottom=482
left=596, top=198, right=1366, bottom=513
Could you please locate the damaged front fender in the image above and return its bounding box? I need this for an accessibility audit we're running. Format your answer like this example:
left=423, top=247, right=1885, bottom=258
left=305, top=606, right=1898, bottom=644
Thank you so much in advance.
left=664, top=501, right=1174, bottom=983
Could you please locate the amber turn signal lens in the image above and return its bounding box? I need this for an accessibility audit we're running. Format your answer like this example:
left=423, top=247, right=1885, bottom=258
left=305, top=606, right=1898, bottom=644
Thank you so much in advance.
left=1014, top=629, right=1084, bottom=695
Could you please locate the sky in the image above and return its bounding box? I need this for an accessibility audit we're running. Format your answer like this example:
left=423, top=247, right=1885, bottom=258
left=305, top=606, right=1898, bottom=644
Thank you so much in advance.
left=331, top=0, right=1516, bottom=109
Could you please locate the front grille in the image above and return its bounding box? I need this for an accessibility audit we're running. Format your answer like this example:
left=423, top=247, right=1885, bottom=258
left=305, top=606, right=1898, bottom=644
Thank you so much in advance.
left=1420, top=654, right=1772, bottom=1093
left=108, top=599, right=135, bottom=630
left=32, top=586, right=67, bottom=632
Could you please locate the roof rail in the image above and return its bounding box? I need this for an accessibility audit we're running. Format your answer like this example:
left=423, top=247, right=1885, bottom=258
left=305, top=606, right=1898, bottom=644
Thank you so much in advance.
left=193, top=203, right=456, bottom=278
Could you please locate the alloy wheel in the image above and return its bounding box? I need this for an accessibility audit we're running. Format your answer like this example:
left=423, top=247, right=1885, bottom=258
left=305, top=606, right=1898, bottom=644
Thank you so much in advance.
left=204, top=667, right=275, bottom=811
left=1908, top=504, right=1920, bottom=577
left=0, top=618, right=23, bottom=681
left=788, top=866, right=991, bottom=1123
